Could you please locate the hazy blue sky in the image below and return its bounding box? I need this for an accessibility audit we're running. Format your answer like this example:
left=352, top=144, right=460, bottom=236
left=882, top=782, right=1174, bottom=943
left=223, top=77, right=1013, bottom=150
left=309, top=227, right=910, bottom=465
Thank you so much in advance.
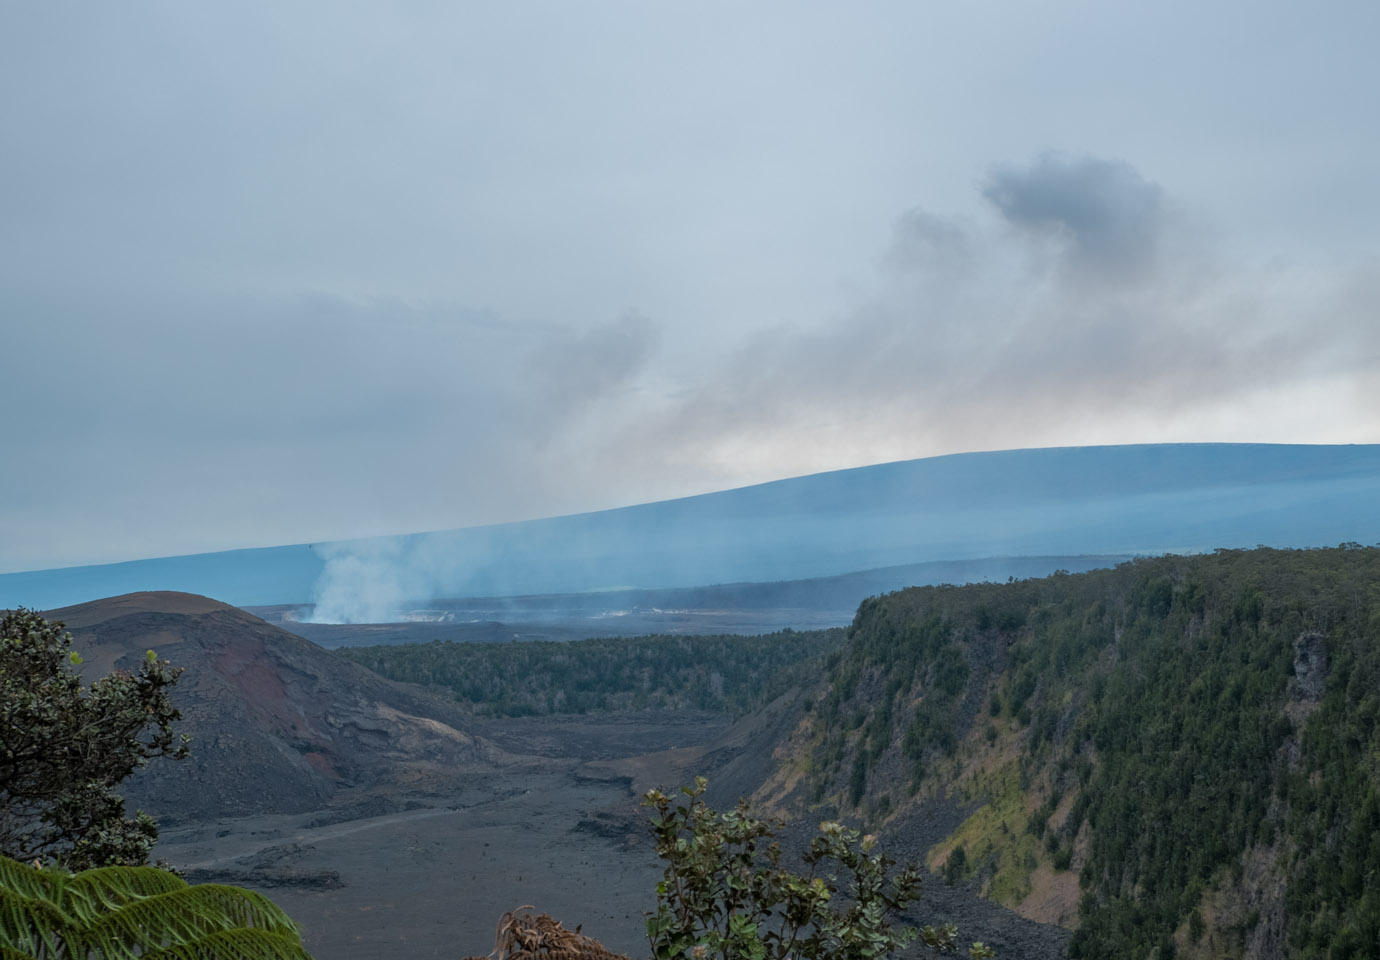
left=2, top=1, right=1378, bottom=572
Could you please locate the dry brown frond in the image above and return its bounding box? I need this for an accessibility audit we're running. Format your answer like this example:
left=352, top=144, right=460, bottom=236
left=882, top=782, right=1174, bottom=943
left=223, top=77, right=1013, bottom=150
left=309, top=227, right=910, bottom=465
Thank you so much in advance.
left=468, top=906, right=631, bottom=960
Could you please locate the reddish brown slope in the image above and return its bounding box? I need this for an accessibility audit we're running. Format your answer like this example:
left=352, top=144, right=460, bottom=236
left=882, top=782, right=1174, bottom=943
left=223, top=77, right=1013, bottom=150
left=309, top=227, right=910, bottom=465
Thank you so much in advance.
left=45, top=592, right=504, bottom=823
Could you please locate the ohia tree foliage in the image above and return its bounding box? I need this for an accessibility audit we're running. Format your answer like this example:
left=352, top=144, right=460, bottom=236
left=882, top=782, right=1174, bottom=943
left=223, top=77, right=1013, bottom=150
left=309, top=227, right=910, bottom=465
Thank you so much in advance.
left=0, top=608, right=188, bottom=869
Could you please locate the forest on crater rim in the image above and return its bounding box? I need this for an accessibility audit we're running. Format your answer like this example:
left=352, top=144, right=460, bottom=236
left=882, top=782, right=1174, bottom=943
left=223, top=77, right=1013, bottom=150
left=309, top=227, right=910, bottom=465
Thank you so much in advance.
left=795, top=546, right=1380, bottom=960
left=337, top=546, right=1380, bottom=958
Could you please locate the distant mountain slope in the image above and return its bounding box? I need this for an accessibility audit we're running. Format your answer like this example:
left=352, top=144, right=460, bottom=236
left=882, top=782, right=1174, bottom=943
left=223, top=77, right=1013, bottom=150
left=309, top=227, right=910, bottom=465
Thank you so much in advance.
left=5, top=443, right=1378, bottom=614
left=4, top=545, right=323, bottom=614
left=44, top=592, right=503, bottom=823
left=767, top=547, right=1380, bottom=959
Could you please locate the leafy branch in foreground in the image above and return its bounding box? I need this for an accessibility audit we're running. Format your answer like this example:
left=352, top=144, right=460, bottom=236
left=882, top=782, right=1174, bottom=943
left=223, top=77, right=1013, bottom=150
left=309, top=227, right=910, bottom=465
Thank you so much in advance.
left=0, top=854, right=313, bottom=959
left=643, top=779, right=993, bottom=960
left=0, top=608, right=189, bottom=869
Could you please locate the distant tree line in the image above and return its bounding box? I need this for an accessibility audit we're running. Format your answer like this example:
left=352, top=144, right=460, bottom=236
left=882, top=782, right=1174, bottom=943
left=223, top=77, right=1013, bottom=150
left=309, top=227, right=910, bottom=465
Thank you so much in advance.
left=335, top=628, right=846, bottom=718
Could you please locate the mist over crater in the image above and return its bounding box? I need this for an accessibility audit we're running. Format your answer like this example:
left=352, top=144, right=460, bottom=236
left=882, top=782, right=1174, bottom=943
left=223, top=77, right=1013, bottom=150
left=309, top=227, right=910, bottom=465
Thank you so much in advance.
left=300, top=443, right=1380, bottom=624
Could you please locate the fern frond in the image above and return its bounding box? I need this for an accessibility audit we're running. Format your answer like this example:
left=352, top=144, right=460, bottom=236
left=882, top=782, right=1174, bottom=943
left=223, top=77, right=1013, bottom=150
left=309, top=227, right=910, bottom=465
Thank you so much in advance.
left=0, top=857, right=313, bottom=960
left=63, top=865, right=187, bottom=922
left=0, top=862, right=54, bottom=907
left=0, top=945, right=42, bottom=960
left=140, top=928, right=313, bottom=960
left=0, top=885, right=69, bottom=958
left=78, top=885, right=300, bottom=958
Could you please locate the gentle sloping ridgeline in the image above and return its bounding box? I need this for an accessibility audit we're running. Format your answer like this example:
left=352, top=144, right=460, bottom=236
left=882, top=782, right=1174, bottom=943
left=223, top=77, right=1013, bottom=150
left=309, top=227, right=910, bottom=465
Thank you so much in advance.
left=334, top=628, right=847, bottom=718
left=7, top=443, right=1379, bottom=611
left=797, top=546, right=1380, bottom=960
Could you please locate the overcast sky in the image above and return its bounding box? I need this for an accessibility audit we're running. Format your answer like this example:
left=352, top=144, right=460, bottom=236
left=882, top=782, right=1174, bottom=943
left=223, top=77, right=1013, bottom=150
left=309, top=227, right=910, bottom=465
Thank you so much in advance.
left=2, top=1, right=1378, bottom=572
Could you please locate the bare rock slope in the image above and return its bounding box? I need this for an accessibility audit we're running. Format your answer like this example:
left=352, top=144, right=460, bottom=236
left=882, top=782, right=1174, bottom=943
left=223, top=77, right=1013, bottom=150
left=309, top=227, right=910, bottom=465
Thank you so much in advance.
left=46, top=591, right=506, bottom=823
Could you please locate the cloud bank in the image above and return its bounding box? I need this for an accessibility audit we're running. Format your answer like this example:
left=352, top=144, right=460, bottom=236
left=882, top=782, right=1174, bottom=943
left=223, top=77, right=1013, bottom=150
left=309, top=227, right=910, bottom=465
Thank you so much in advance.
left=290, top=153, right=1380, bottom=619
left=2, top=151, right=1376, bottom=574
left=593, top=153, right=1378, bottom=487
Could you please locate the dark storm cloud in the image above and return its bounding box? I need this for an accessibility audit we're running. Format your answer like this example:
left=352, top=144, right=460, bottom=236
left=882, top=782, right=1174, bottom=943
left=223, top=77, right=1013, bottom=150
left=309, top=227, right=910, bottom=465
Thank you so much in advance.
left=983, top=154, right=1165, bottom=281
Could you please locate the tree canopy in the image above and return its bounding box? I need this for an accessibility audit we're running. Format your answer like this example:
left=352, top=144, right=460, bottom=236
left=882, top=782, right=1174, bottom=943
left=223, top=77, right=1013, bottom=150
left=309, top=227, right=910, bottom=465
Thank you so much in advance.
left=337, top=628, right=846, bottom=718
left=805, top=546, right=1380, bottom=958
left=644, top=779, right=993, bottom=960
left=0, top=608, right=187, bottom=869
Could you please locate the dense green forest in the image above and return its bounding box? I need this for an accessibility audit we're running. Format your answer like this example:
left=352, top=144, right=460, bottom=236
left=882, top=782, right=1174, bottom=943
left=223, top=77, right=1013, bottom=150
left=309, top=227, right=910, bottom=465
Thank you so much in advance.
left=336, top=628, right=845, bottom=717
left=337, top=547, right=1380, bottom=956
left=803, top=546, right=1380, bottom=959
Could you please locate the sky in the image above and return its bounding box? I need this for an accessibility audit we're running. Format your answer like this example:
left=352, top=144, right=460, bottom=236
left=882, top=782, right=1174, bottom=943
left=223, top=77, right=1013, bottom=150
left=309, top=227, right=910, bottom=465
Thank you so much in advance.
left=2, top=1, right=1378, bottom=574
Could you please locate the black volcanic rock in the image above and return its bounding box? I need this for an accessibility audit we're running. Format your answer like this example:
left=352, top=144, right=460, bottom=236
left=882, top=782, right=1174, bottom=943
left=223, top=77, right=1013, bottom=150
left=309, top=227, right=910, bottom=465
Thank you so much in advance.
left=45, top=592, right=505, bottom=823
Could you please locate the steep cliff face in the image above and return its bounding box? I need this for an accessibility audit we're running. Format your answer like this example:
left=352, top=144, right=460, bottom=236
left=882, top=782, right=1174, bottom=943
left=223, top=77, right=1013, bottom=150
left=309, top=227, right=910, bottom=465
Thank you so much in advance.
left=761, top=548, right=1380, bottom=960
left=46, top=592, right=506, bottom=823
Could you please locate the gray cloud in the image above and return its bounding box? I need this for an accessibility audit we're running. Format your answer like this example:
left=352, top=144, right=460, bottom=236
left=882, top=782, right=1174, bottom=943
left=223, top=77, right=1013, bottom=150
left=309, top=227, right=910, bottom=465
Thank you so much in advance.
left=529, top=313, right=661, bottom=409
left=594, top=156, right=1379, bottom=491
left=3, top=149, right=1375, bottom=576
left=983, top=154, right=1165, bottom=281
left=883, top=211, right=972, bottom=279
left=3, top=3, right=1379, bottom=575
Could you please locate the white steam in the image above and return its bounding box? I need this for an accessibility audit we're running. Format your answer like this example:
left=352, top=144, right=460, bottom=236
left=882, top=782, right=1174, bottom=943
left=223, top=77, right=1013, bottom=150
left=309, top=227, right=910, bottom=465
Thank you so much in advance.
left=307, top=539, right=427, bottom=624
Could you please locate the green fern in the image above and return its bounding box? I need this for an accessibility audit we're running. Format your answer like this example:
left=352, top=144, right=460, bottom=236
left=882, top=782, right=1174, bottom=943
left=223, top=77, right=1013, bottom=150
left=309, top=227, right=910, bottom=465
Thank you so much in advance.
left=0, top=855, right=312, bottom=959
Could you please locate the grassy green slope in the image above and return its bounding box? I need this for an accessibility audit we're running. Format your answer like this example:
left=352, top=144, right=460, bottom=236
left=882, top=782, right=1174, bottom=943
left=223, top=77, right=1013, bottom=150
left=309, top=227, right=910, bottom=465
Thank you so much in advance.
left=795, top=547, right=1380, bottom=959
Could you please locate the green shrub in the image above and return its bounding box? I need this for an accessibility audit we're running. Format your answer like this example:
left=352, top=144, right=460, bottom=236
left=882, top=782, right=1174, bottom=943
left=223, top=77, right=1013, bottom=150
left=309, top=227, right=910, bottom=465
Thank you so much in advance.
left=0, top=608, right=187, bottom=868
left=642, top=779, right=993, bottom=960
